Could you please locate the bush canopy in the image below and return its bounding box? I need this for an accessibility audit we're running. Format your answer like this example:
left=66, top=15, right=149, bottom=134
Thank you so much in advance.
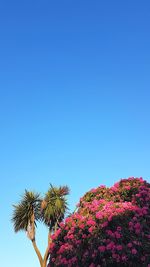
left=48, top=177, right=150, bottom=267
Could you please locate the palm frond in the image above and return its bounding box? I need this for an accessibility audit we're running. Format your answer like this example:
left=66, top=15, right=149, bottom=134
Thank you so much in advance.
left=12, top=190, right=42, bottom=232
left=41, top=185, right=69, bottom=231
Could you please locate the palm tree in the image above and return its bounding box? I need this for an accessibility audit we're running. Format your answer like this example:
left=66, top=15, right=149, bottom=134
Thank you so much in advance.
left=41, top=185, right=69, bottom=266
left=12, top=185, right=69, bottom=267
left=12, top=190, right=43, bottom=266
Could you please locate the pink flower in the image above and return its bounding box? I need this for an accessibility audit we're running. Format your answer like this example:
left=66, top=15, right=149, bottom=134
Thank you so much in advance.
left=106, top=242, right=115, bottom=250
left=98, top=245, right=106, bottom=252
left=87, top=219, right=96, bottom=226
left=88, top=226, right=94, bottom=233
left=115, top=232, right=121, bottom=239
left=116, top=245, right=122, bottom=251
left=96, top=211, right=103, bottom=219
left=135, top=222, right=141, bottom=229
left=122, top=255, right=127, bottom=261
left=131, top=248, right=137, bottom=255
left=127, top=243, right=132, bottom=248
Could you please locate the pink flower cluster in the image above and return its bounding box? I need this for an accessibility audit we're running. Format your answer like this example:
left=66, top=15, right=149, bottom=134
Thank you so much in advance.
left=49, top=177, right=150, bottom=266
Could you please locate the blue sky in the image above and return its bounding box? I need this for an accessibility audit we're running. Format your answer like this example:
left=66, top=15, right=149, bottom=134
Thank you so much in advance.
left=0, top=0, right=150, bottom=266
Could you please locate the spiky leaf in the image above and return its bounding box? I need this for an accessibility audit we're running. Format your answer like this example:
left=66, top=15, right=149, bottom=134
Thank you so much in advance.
left=41, top=185, right=69, bottom=231
left=12, top=190, right=42, bottom=232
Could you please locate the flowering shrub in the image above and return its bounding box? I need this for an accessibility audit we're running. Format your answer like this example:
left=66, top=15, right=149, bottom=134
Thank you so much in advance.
left=48, top=177, right=150, bottom=266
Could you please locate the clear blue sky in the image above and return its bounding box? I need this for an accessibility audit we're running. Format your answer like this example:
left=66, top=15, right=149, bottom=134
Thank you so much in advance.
left=0, top=0, right=150, bottom=266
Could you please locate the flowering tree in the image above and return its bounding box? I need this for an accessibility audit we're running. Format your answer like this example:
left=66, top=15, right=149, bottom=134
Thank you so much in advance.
left=49, top=177, right=150, bottom=267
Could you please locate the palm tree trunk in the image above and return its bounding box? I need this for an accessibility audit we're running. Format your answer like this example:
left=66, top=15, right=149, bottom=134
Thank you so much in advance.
left=28, top=213, right=44, bottom=267
left=32, top=239, right=43, bottom=267
left=43, top=245, right=50, bottom=267
left=43, top=231, right=52, bottom=267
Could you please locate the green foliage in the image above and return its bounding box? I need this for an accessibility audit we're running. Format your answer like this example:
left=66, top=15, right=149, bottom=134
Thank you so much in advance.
left=12, top=190, right=41, bottom=232
left=41, top=185, right=69, bottom=231
left=12, top=185, right=69, bottom=233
